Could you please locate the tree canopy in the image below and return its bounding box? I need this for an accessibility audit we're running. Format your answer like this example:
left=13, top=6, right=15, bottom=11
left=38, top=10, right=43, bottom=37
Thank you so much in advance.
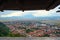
left=0, top=22, right=10, bottom=36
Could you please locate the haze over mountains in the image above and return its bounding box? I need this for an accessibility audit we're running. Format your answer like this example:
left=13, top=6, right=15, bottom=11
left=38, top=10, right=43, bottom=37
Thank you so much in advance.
left=0, top=15, right=60, bottom=21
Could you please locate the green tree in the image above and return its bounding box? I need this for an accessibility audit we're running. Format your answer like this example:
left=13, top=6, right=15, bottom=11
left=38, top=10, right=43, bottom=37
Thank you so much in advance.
left=8, top=32, right=26, bottom=37
left=0, top=22, right=10, bottom=37
left=43, top=34, right=50, bottom=37
left=26, top=29, right=34, bottom=33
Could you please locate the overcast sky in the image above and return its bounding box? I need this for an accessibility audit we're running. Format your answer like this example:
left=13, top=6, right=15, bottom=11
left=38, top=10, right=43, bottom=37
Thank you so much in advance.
left=0, top=5, right=60, bottom=17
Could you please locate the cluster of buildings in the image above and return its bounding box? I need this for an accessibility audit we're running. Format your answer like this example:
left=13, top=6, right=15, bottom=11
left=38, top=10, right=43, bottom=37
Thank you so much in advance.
left=3, top=21, right=26, bottom=35
left=3, top=21, right=60, bottom=37
left=27, top=23, right=60, bottom=37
